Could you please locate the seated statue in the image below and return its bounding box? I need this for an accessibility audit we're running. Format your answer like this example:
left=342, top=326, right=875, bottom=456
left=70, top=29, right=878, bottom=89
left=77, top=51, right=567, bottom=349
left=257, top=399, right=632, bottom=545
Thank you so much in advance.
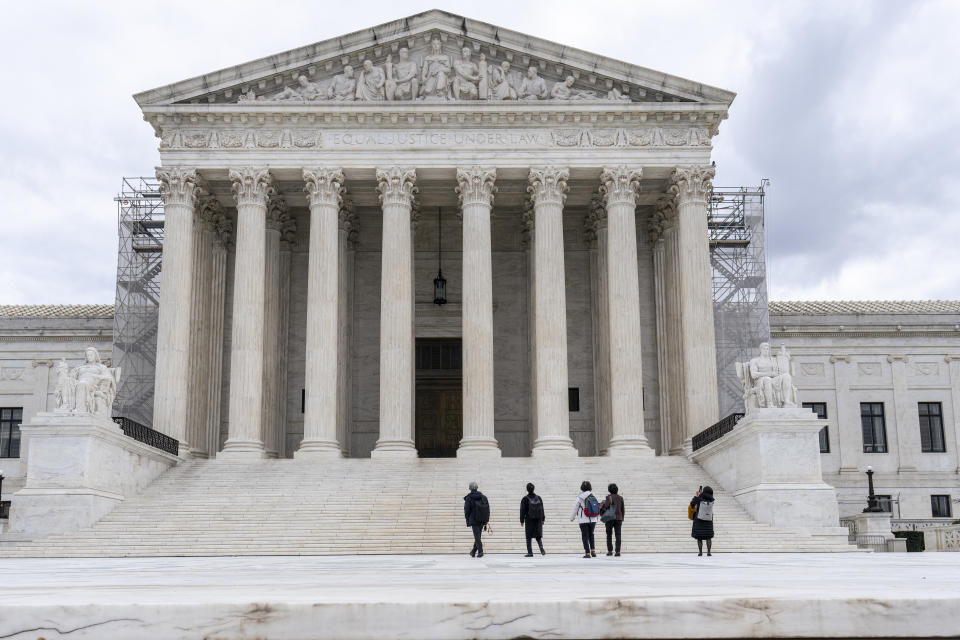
left=54, top=347, right=121, bottom=418
left=328, top=65, right=357, bottom=101
left=275, top=75, right=323, bottom=101
left=487, top=61, right=518, bottom=100
left=736, top=342, right=798, bottom=412
left=550, top=76, right=596, bottom=100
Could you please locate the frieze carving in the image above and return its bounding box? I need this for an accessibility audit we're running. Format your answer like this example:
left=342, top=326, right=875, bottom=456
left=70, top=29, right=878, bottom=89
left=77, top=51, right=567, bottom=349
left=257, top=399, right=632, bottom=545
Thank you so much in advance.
left=226, top=36, right=647, bottom=104
left=911, top=362, right=939, bottom=377
left=1, top=367, right=26, bottom=381
left=800, top=363, right=826, bottom=377
left=858, top=362, right=882, bottom=377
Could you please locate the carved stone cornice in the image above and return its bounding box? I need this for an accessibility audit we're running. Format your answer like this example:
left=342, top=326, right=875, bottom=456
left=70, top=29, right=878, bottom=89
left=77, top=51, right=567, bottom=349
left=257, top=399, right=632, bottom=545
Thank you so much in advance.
left=302, top=167, right=345, bottom=208
left=455, top=166, right=497, bottom=209
left=668, top=165, right=715, bottom=204
left=376, top=167, right=418, bottom=208
left=156, top=167, right=204, bottom=208
left=229, top=168, right=276, bottom=208
left=599, top=166, right=642, bottom=208
left=527, top=166, right=569, bottom=207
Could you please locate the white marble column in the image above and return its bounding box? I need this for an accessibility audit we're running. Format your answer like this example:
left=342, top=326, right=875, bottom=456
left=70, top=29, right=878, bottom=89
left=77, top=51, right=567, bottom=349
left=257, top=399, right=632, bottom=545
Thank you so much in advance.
left=277, top=214, right=296, bottom=458
left=337, top=204, right=357, bottom=457
left=650, top=217, right=669, bottom=455
left=373, top=167, right=419, bottom=459
left=889, top=355, right=919, bottom=472
left=522, top=203, right=538, bottom=449
left=945, top=355, right=960, bottom=473
left=186, top=199, right=216, bottom=457
left=297, top=168, right=345, bottom=459
left=222, top=168, right=275, bottom=458
left=456, top=166, right=501, bottom=458
left=205, top=215, right=230, bottom=457
left=153, top=167, right=203, bottom=453
left=669, top=166, right=720, bottom=446
left=585, top=194, right=612, bottom=454
left=261, top=196, right=284, bottom=458
left=600, top=166, right=653, bottom=455
left=528, top=167, right=577, bottom=457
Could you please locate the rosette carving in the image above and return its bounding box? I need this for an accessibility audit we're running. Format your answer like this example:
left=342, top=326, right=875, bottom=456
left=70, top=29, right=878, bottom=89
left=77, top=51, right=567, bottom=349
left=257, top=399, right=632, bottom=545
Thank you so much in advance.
left=599, top=166, right=642, bottom=207
left=527, top=166, right=569, bottom=207
left=156, top=167, right=204, bottom=208
left=668, top=165, right=715, bottom=203
left=376, top=167, right=418, bottom=207
left=229, top=168, right=276, bottom=207
left=302, top=167, right=346, bottom=208
left=455, top=166, right=497, bottom=208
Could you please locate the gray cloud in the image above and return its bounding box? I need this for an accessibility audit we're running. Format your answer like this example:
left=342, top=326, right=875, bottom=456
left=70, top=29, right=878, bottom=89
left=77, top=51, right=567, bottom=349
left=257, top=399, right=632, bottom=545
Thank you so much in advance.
left=1, top=0, right=957, bottom=303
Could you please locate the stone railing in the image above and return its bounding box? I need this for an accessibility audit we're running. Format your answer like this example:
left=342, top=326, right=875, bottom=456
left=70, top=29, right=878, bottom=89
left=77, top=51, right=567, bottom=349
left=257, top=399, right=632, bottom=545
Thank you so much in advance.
left=924, top=525, right=960, bottom=552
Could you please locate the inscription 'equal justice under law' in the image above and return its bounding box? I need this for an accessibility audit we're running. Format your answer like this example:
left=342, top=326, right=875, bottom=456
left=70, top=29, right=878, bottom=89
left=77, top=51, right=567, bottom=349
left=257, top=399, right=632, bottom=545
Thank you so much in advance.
left=331, top=131, right=548, bottom=146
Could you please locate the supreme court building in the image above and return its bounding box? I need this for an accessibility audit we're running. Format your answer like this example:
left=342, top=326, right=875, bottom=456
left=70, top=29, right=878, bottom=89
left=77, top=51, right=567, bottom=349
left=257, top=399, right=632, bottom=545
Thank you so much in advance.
left=138, top=10, right=733, bottom=461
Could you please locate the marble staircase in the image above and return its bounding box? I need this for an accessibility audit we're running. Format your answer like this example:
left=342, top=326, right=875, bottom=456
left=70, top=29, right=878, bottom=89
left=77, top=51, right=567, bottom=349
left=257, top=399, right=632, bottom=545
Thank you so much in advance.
left=0, top=456, right=855, bottom=557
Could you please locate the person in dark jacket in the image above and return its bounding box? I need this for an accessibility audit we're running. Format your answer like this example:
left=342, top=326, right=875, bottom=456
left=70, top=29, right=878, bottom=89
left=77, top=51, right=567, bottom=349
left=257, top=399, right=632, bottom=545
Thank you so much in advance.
left=464, top=481, right=489, bottom=557
left=520, top=482, right=546, bottom=557
left=690, top=485, right=715, bottom=556
left=600, top=483, right=625, bottom=556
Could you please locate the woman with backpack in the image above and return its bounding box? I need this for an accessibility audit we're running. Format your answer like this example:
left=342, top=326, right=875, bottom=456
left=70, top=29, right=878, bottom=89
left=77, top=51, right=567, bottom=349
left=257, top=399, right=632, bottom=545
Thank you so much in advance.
left=600, top=483, right=625, bottom=556
left=690, top=485, right=715, bottom=556
left=570, top=480, right=600, bottom=558
left=519, top=482, right=546, bottom=557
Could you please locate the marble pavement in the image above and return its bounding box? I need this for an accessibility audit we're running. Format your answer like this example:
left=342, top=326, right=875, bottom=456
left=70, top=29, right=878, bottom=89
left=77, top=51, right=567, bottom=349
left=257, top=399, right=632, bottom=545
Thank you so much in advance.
left=1, top=553, right=958, bottom=639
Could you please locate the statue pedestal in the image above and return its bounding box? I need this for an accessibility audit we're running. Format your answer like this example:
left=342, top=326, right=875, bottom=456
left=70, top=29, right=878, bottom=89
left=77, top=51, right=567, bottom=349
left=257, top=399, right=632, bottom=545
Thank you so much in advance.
left=692, top=408, right=848, bottom=543
left=7, top=413, right=179, bottom=538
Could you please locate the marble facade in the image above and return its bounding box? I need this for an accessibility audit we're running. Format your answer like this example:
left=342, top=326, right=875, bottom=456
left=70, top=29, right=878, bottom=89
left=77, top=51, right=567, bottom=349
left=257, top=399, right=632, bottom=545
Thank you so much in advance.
left=137, top=11, right=733, bottom=461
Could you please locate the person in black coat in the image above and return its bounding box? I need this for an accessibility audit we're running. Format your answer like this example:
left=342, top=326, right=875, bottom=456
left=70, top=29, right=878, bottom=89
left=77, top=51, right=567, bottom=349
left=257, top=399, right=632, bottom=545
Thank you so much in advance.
left=690, top=485, right=715, bottom=556
left=519, top=482, right=546, bottom=557
left=464, top=481, right=489, bottom=557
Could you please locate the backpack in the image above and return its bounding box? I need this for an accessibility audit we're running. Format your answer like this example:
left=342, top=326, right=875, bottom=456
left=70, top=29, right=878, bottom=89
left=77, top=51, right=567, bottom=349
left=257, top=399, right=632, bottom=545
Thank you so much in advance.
left=527, top=495, right=544, bottom=520
left=474, top=494, right=491, bottom=525
left=696, top=499, right=714, bottom=521
left=583, top=494, right=600, bottom=518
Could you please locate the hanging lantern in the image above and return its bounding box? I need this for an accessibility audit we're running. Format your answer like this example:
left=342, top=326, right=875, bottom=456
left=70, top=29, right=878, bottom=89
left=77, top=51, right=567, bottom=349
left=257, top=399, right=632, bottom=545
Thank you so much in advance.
left=433, top=207, right=447, bottom=305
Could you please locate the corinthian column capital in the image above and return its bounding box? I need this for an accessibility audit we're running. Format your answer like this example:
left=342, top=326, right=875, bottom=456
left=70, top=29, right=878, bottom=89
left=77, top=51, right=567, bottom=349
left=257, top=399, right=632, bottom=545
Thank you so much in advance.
left=376, top=167, right=418, bottom=207
left=456, top=166, right=497, bottom=208
left=302, top=167, right=345, bottom=208
left=668, top=165, right=715, bottom=203
left=157, top=167, right=205, bottom=208
left=599, top=166, right=642, bottom=207
left=229, top=168, right=276, bottom=207
left=527, top=166, right=569, bottom=207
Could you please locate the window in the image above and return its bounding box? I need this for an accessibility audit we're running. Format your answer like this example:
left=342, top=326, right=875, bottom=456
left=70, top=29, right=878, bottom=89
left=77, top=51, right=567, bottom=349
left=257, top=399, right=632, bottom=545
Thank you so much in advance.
left=931, top=495, right=952, bottom=518
left=415, top=342, right=461, bottom=370
left=0, top=407, right=22, bottom=458
left=875, top=495, right=893, bottom=513
left=568, top=388, right=580, bottom=412
left=861, top=403, right=887, bottom=453
left=803, top=402, right=830, bottom=453
left=919, top=402, right=946, bottom=453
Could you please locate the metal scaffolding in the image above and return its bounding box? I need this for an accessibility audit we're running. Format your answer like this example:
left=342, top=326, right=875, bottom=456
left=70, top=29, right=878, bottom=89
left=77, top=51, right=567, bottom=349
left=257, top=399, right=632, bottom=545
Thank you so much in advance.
left=709, top=182, right=771, bottom=418
left=111, top=177, right=164, bottom=426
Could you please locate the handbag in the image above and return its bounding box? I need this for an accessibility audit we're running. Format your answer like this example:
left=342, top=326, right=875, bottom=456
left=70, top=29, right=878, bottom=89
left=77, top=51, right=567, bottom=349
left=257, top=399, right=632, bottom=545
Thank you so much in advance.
left=600, top=502, right=617, bottom=523
left=687, top=504, right=696, bottom=520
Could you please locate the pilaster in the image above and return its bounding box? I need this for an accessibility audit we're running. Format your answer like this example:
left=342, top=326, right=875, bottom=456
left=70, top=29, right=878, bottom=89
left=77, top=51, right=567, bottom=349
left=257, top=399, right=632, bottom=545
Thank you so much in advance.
left=946, top=356, right=960, bottom=473
left=831, top=355, right=860, bottom=474
left=888, top=355, right=918, bottom=472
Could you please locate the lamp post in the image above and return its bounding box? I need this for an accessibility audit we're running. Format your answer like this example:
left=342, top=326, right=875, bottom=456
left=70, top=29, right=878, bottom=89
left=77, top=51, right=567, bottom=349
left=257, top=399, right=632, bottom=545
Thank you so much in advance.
left=433, top=207, right=447, bottom=306
left=0, top=469, right=5, bottom=520
left=863, top=465, right=884, bottom=513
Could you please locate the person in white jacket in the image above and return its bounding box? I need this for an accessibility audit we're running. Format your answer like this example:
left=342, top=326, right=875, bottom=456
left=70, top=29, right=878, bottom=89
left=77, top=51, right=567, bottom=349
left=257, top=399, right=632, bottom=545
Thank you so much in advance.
left=570, top=480, right=599, bottom=558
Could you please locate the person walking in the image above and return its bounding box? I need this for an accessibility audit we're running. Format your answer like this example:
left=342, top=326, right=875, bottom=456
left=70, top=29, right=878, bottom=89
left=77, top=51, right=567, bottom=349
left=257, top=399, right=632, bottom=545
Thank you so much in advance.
left=520, top=482, right=546, bottom=557
left=600, top=483, right=625, bottom=556
left=690, top=485, right=715, bottom=556
left=464, top=481, right=490, bottom=558
left=570, top=480, right=600, bottom=558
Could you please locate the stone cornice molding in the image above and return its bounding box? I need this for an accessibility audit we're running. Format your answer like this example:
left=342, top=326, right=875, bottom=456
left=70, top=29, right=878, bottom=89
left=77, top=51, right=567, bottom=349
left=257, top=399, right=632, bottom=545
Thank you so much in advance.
left=302, top=167, right=346, bottom=208
left=527, top=166, right=569, bottom=208
left=668, top=165, right=715, bottom=204
left=599, top=166, right=642, bottom=208
left=376, top=167, right=418, bottom=208
left=229, top=168, right=276, bottom=208
left=455, top=166, right=497, bottom=210
left=156, top=167, right=204, bottom=208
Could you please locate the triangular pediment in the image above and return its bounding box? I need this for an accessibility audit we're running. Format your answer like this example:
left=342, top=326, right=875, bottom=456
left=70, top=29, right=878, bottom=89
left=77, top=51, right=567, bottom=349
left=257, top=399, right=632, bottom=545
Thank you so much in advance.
left=134, top=10, right=735, bottom=108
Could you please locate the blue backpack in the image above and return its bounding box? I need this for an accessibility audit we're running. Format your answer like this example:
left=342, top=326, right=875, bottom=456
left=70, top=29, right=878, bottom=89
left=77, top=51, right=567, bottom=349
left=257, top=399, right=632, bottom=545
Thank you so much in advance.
left=583, top=494, right=600, bottom=518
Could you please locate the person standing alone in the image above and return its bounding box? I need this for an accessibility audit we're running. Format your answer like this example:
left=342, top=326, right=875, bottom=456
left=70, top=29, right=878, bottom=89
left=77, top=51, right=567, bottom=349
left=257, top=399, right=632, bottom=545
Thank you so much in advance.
left=600, top=483, right=625, bottom=556
left=690, top=485, right=715, bottom=556
left=464, top=481, right=490, bottom=558
left=520, top=482, right=546, bottom=557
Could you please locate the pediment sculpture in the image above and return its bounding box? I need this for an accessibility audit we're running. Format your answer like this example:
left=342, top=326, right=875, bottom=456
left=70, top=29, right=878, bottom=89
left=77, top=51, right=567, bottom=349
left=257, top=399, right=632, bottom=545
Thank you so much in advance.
left=736, top=343, right=799, bottom=412
left=234, top=37, right=640, bottom=104
left=54, top=347, right=121, bottom=419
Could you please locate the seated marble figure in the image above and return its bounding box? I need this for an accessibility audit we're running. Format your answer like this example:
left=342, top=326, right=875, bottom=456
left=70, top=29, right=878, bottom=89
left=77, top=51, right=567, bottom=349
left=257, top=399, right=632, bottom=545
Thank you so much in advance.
left=54, top=347, right=121, bottom=419
left=735, top=342, right=798, bottom=412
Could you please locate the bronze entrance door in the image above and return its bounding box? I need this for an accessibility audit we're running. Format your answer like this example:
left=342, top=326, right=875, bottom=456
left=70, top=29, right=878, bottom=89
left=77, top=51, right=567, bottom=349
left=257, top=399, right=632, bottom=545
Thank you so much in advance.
left=415, top=339, right=462, bottom=458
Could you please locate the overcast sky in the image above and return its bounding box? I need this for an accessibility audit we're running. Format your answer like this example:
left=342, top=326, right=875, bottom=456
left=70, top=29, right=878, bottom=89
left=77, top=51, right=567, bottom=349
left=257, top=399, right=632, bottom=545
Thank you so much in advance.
left=1, top=0, right=957, bottom=304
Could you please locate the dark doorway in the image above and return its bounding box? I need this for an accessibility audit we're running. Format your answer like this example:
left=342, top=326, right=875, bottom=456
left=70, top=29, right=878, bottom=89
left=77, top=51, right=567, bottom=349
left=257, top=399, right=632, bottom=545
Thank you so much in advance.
left=415, top=338, right=462, bottom=458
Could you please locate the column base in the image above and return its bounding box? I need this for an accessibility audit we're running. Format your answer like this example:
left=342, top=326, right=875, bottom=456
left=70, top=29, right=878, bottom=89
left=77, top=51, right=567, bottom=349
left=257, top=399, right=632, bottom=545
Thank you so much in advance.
left=606, top=436, right=655, bottom=457
left=457, top=437, right=502, bottom=459
left=219, top=439, right=266, bottom=459
left=295, top=440, right=343, bottom=459
left=531, top=436, right=578, bottom=458
left=371, top=439, right=418, bottom=459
